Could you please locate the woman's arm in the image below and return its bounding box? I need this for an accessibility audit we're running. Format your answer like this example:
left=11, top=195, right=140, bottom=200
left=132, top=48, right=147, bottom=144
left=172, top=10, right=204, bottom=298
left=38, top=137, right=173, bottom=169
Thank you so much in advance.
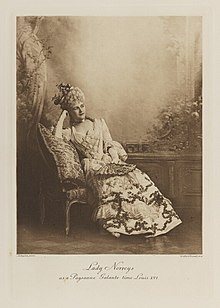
left=101, top=118, right=128, bottom=162
left=54, top=110, right=68, bottom=138
left=101, top=118, right=120, bottom=163
left=108, top=147, right=120, bottom=164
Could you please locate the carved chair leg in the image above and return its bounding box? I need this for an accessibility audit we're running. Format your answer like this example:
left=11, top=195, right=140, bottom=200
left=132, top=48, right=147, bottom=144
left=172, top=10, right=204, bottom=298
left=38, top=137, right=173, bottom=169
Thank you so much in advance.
left=65, top=200, right=72, bottom=236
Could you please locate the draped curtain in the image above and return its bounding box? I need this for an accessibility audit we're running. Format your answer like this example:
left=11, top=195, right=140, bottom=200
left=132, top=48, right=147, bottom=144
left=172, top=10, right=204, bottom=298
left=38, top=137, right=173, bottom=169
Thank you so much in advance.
left=17, top=16, right=47, bottom=155
left=17, top=16, right=47, bottom=214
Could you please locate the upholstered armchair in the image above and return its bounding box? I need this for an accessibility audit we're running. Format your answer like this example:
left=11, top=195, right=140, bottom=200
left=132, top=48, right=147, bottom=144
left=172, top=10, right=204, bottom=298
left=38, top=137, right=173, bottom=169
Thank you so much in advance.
left=37, top=123, right=88, bottom=235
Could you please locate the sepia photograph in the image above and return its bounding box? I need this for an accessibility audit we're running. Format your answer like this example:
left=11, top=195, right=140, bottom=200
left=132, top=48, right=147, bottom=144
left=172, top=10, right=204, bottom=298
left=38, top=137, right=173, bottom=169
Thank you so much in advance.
left=16, top=16, right=202, bottom=255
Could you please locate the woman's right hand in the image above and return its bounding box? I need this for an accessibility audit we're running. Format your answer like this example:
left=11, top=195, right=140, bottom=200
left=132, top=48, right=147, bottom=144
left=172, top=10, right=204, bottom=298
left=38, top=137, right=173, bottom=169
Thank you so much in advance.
left=54, top=110, right=68, bottom=138
left=60, top=110, right=68, bottom=120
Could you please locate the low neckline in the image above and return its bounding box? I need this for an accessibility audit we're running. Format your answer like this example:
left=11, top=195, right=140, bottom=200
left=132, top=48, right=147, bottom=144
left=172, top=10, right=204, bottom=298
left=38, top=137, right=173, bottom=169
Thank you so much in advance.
left=71, top=119, right=95, bottom=139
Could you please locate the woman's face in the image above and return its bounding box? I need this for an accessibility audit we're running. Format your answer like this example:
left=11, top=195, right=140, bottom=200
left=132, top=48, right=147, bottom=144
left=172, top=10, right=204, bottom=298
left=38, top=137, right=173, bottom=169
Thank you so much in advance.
left=68, top=101, right=86, bottom=123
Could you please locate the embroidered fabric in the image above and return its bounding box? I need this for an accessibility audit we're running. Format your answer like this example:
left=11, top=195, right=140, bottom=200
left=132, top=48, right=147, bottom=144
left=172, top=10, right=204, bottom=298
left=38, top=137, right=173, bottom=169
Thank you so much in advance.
left=94, top=162, right=136, bottom=176
left=38, top=123, right=86, bottom=191
left=64, top=118, right=182, bottom=237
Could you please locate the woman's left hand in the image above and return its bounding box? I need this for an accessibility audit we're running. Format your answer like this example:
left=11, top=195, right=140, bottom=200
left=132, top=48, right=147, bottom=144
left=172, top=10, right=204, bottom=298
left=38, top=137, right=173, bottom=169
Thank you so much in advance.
left=102, top=154, right=112, bottom=164
left=108, top=147, right=120, bottom=164
left=112, top=157, right=121, bottom=164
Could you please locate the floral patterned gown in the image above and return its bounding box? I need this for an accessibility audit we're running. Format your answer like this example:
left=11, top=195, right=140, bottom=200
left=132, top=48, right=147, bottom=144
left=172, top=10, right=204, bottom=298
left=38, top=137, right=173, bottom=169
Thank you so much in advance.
left=64, top=118, right=182, bottom=237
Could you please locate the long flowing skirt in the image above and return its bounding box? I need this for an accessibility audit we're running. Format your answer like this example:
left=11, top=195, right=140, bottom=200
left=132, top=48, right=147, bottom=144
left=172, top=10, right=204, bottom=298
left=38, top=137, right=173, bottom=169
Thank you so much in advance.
left=86, top=163, right=182, bottom=237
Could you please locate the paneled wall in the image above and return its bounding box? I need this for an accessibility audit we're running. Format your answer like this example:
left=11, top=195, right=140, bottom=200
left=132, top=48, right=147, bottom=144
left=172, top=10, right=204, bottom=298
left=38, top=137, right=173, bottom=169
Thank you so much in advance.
left=128, top=153, right=202, bottom=209
left=16, top=16, right=203, bottom=213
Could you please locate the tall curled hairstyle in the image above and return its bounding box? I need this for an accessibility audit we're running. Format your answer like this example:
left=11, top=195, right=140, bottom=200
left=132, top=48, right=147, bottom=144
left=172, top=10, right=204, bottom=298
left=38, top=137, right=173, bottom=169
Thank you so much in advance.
left=51, top=83, right=85, bottom=111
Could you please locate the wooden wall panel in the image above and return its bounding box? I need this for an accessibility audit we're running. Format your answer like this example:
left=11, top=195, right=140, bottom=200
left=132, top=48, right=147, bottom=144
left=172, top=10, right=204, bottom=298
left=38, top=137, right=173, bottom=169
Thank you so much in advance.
left=128, top=153, right=202, bottom=208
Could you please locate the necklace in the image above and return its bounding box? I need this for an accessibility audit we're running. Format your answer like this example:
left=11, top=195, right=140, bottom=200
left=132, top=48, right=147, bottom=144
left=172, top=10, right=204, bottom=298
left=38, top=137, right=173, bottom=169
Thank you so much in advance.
left=71, top=118, right=86, bottom=126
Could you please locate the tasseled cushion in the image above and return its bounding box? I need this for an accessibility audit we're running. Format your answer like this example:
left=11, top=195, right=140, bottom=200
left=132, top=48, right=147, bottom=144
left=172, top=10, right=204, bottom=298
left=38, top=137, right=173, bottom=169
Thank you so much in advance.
left=38, top=123, right=86, bottom=191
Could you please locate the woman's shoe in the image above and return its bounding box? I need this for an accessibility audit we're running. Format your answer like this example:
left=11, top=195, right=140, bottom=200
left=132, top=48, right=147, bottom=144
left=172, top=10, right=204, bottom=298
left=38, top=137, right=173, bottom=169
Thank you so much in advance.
left=111, top=232, right=121, bottom=238
left=144, top=231, right=155, bottom=238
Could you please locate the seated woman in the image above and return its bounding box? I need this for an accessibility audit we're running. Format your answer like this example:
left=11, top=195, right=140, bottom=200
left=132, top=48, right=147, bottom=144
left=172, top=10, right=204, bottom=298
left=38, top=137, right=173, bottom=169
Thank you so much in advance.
left=52, top=83, right=182, bottom=238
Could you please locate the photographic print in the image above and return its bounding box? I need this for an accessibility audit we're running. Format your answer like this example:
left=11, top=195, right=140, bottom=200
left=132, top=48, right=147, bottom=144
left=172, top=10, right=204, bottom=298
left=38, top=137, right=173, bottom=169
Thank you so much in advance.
left=16, top=16, right=202, bottom=255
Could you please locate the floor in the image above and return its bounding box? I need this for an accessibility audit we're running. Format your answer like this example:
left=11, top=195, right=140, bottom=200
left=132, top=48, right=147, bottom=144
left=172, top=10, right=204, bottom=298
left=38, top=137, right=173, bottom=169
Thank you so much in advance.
left=17, top=206, right=202, bottom=255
